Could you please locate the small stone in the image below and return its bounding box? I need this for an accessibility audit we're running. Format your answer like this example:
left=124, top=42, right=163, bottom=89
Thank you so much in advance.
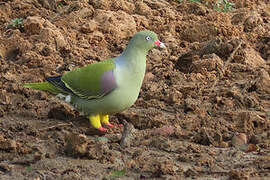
left=168, top=90, right=182, bottom=104
left=135, top=1, right=152, bottom=16
left=126, top=159, right=136, bottom=169
left=184, top=168, right=199, bottom=177
left=65, top=133, right=88, bottom=157
left=244, top=15, right=262, bottom=32
left=0, top=163, right=11, bottom=172
left=81, top=21, right=97, bottom=33
left=45, top=153, right=54, bottom=159
left=229, top=169, right=250, bottom=180
left=249, top=134, right=261, bottom=144
left=77, top=7, right=94, bottom=18
left=48, top=105, right=74, bottom=120
left=34, top=152, right=44, bottom=161
left=24, top=16, right=44, bottom=35
left=245, top=144, right=258, bottom=153
left=144, top=72, right=155, bottom=82
left=0, top=139, right=17, bottom=151
left=231, top=133, right=248, bottom=151
left=152, top=125, right=175, bottom=136
left=0, top=90, right=10, bottom=105
left=232, top=133, right=247, bottom=146
left=219, top=141, right=229, bottom=148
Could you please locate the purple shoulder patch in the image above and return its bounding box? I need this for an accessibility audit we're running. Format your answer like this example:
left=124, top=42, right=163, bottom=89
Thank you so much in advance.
left=101, top=70, right=117, bottom=95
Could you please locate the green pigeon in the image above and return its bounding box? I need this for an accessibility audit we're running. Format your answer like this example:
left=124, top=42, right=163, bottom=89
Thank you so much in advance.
left=24, top=30, right=166, bottom=131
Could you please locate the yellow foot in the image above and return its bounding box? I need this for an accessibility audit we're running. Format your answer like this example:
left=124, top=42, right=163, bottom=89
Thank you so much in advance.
left=100, top=115, right=114, bottom=128
left=89, top=114, right=107, bottom=132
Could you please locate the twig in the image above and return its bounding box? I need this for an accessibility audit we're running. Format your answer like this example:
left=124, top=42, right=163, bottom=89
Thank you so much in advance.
left=39, top=122, right=73, bottom=131
left=256, top=114, right=265, bottom=121
left=120, top=120, right=135, bottom=148
left=210, top=40, right=243, bottom=91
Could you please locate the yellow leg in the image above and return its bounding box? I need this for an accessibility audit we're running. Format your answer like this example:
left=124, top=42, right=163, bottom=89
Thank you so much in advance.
left=100, top=115, right=109, bottom=124
left=100, top=115, right=113, bottom=128
left=89, top=114, right=107, bottom=131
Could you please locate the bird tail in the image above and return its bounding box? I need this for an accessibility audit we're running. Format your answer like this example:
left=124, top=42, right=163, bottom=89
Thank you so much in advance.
left=23, top=81, right=63, bottom=94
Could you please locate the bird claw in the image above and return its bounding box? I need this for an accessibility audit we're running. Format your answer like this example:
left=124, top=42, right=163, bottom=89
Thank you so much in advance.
left=98, top=127, right=108, bottom=132
left=106, top=123, right=114, bottom=128
left=105, top=123, right=123, bottom=128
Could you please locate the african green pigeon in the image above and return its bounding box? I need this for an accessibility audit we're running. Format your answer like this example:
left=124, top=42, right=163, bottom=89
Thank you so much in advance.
left=24, top=30, right=166, bottom=131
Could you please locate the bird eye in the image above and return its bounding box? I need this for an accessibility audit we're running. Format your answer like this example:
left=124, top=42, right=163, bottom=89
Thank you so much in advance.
left=145, top=36, right=152, bottom=41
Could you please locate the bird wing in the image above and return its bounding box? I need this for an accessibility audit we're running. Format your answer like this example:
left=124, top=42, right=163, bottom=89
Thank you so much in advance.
left=59, top=59, right=117, bottom=100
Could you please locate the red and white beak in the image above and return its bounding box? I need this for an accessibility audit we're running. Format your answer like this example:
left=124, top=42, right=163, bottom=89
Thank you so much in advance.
left=154, top=40, right=166, bottom=48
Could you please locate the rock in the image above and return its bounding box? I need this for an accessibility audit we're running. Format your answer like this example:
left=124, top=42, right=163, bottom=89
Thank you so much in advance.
left=151, top=48, right=163, bottom=62
left=188, top=2, right=207, bottom=16
left=231, top=133, right=248, bottom=151
left=193, top=128, right=222, bottom=146
left=184, top=168, right=199, bottom=177
left=89, top=0, right=135, bottom=13
left=184, top=97, right=199, bottom=112
left=245, top=144, right=258, bottom=153
left=244, top=15, right=262, bottom=32
left=39, top=24, right=69, bottom=51
left=111, top=0, right=135, bottom=13
left=0, top=136, right=17, bottom=151
left=255, top=69, right=270, bottom=94
left=135, top=1, right=152, bottom=16
left=235, top=46, right=265, bottom=68
left=132, top=15, right=149, bottom=28
left=48, top=105, right=74, bottom=120
left=219, top=141, right=229, bottom=148
left=232, top=133, right=247, bottom=145
left=35, top=42, right=52, bottom=56
left=152, top=125, right=175, bottom=136
left=157, top=160, right=177, bottom=175
left=249, top=134, right=261, bottom=144
left=24, top=16, right=44, bottom=35
left=89, top=0, right=112, bottom=10
left=229, top=169, right=250, bottom=180
left=94, top=10, right=136, bottom=40
left=182, top=23, right=218, bottom=43
left=120, top=120, right=136, bottom=148
left=231, top=12, right=248, bottom=25
left=0, top=90, right=10, bottom=105
left=64, top=133, right=88, bottom=157
left=76, top=7, right=94, bottom=18
left=0, top=106, right=4, bottom=117
left=38, top=0, right=57, bottom=10
left=144, top=72, right=155, bottom=82
left=191, top=53, right=224, bottom=73
left=81, top=20, right=97, bottom=33
left=0, top=163, right=11, bottom=173
left=167, top=90, right=182, bottom=104
left=54, top=32, right=67, bottom=50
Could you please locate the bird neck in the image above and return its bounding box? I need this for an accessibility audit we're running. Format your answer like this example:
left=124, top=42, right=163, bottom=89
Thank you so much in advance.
left=116, top=45, right=147, bottom=74
left=121, top=43, right=148, bottom=62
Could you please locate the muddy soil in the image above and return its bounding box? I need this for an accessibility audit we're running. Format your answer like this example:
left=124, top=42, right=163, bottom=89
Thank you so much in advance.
left=0, top=0, right=270, bottom=179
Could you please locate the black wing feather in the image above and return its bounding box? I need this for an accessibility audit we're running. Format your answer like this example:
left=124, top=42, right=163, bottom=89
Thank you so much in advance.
left=46, top=76, right=74, bottom=94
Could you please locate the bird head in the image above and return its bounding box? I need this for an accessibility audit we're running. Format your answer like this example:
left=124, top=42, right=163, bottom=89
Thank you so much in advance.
left=129, top=30, right=166, bottom=53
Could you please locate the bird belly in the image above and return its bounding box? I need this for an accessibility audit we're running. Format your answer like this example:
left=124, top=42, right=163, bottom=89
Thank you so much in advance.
left=70, top=86, right=139, bottom=115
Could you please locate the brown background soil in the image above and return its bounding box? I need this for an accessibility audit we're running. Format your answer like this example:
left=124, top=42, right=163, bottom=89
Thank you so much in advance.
left=0, top=0, right=270, bottom=179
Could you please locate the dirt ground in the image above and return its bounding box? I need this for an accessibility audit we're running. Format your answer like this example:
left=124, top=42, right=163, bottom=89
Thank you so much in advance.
left=0, top=0, right=270, bottom=179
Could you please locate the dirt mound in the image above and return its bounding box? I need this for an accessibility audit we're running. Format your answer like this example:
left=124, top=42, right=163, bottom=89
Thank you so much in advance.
left=0, top=0, right=270, bottom=179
